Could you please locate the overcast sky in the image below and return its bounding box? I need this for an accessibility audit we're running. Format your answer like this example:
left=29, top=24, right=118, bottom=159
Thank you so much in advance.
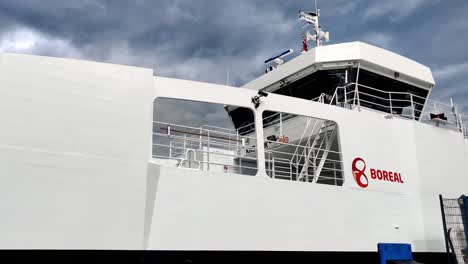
left=0, top=0, right=467, bottom=113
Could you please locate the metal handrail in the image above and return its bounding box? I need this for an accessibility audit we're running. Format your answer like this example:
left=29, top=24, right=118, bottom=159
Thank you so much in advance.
left=153, top=144, right=258, bottom=163
left=292, top=120, right=322, bottom=167
left=155, top=121, right=247, bottom=139
left=460, top=114, right=468, bottom=138
left=311, top=93, right=327, bottom=103
left=347, top=82, right=427, bottom=100
left=324, top=82, right=465, bottom=135
left=153, top=121, right=260, bottom=175
left=201, top=125, right=237, bottom=135
left=154, top=119, right=343, bottom=185
left=289, top=118, right=317, bottom=164
left=153, top=155, right=258, bottom=171
left=154, top=132, right=256, bottom=151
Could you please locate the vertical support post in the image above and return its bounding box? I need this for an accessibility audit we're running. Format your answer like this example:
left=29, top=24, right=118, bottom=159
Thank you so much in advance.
left=439, top=195, right=454, bottom=264
left=356, top=84, right=361, bottom=111
left=355, top=63, right=361, bottom=111
left=344, top=86, right=347, bottom=105
left=344, top=69, right=349, bottom=106
left=279, top=112, right=283, bottom=138
left=169, top=140, right=173, bottom=158
left=410, top=94, right=415, bottom=120
left=290, top=163, right=293, bottom=181
left=459, top=195, right=468, bottom=261
left=254, top=107, right=267, bottom=178
left=454, top=107, right=461, bottom=132
left=272, top=157, right=276, bottom=179
left=460, top=113, right=465, bottom=137
left=333, top=162, right=337, bottom=186
left=269, top=152, right=272, bottom=177
left=418, top=84, right=434, bottom=122
left=389, top=93, right=393, bottom=115
left=239, top=154, right=242, bottom=175
left=199, top=128, right=202, bottom=149
left=207, top=131, right=210, bottom=171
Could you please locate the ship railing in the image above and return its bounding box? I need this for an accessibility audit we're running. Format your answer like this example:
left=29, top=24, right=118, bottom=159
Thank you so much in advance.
left=461, top=114, right=468, bottom=139
left=201, top=125, right=238, bottom=136
left=152, top=121, right=344, bottom=185
left=311, top=93, right=328, bottom=103
left=328, top=83, right=466, bottom=135
left=264, top=137, right=344, bottom=186
left=289, top=118, right=319, bottom=165
left=153, top=121, right=258, bottom=175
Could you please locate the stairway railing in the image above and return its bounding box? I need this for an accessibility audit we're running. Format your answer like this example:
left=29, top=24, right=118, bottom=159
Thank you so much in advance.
left=296, top=121, right=337, bottom=182
left=292, top=120, right=323, bottom=178
left=313, top=123, right=338, bottom=183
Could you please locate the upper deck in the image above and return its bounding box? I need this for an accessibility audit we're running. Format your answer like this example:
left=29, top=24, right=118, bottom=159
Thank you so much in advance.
left=228, top=42, right=465, bottom=135
left=243, top=42, right=435, bottom=92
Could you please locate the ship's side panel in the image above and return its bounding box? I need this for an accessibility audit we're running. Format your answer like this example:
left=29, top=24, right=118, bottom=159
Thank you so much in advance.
left=413, top=125, right=468, bottom=252
left=0, top=54, right=154, bottom=249
left=147, top=166, right=416, bottom=251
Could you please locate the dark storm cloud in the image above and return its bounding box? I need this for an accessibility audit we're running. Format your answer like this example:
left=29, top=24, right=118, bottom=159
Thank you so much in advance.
left=0, top=0, right=467, bottom=111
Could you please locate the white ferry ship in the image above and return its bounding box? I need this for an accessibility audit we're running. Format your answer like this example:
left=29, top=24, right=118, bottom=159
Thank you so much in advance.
left=0, top=6, right=467, bottom=264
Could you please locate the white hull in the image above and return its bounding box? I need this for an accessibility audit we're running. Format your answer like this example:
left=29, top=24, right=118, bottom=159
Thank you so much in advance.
left=0, top=52, right=467, bottom=254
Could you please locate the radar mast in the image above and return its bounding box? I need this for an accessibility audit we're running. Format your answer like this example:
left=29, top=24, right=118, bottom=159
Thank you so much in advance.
left=298, top=0, right=330, bottom=49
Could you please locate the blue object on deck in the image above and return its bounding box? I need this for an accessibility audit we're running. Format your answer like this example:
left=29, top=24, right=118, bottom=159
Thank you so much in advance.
left=378, top=243, right=413, bottom=264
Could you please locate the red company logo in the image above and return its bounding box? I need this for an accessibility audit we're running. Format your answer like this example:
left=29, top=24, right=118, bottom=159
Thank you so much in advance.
left=352, top=158, right=369, bottom=188
left=352, top=157, right=404, bottom=189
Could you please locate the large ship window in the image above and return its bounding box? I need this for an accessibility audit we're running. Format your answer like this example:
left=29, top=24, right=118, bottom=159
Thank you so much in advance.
left=272, top=68, right=357, bottom=102
left=153, top=98, right=258, bottom=176
left=354, top=69, right=429, bottom=119
left=262, top=110, right=343, bottom=186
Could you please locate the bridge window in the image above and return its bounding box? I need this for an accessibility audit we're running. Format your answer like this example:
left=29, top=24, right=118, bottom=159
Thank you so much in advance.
left=272, top=68, right=358, bottom=101
left=356, top=69, right=429, bottom=119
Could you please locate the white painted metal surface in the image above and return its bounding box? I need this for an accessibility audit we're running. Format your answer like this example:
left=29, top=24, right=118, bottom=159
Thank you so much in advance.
left=0, top=53, right=154, bottom=249
left=0, top=52, right=467, bottom=254
left=243, top=42, right=435, bottom=92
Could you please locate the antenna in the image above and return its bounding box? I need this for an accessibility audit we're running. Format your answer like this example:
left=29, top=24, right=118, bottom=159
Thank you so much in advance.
left=315, top=0, right=318, bottom=17
left=298, top=0, right=330, bottom=48
left=264, top=49, right=294, bottom=73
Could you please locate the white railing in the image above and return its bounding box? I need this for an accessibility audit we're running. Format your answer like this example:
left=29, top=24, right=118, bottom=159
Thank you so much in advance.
left=461, top=114, right=468, bottom=139
left=201, top=125, right=237, bottom=136
left=153, top=120, right=344, bottom=185
left=289, top=118, right=319, bottom=164
left=264, top=130, right=344, bottom=186
left=153, top=121, right=258, bottom=175
left=327, top=83, right=466, bottom=136
left=311, top=93, right=328, bottom=103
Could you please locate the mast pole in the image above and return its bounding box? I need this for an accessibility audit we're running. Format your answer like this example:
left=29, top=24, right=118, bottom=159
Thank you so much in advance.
left=315, top=0, right=320, bottom=47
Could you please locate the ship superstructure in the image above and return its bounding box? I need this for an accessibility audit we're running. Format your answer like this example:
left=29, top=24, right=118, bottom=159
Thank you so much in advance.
left=0, top=7, right=467, bottom=264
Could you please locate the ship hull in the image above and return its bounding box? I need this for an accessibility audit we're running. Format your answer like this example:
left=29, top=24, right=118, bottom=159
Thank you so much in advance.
left=0, top=250, right=449, bottom=264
